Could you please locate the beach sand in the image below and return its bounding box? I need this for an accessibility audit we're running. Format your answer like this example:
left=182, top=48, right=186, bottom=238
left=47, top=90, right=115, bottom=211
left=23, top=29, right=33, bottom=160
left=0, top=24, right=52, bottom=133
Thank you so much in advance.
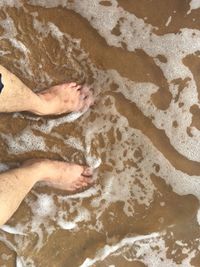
left=0, top=1, right=200, bottom=266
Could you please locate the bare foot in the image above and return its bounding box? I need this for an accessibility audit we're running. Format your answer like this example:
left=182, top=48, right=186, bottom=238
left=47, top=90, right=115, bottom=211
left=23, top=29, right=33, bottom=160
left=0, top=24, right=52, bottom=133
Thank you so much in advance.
left=23, top=159, right=94, bottom=192
left=36, top=82, right=94, bottom=115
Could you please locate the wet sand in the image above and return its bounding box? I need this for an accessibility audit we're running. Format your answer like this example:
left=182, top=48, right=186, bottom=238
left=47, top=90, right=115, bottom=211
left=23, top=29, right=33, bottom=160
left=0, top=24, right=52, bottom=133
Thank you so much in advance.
left=0, top=0, right=200, bottom=266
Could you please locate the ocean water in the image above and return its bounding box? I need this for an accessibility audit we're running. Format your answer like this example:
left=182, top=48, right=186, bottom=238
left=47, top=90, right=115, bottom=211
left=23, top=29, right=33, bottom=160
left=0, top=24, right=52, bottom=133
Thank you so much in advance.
left=0, top=0, right=200, bottom=266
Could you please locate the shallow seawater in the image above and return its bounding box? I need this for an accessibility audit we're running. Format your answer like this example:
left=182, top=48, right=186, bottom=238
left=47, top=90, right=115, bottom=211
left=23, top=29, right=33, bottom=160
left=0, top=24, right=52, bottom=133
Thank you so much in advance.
left=1, top=0, right=200, bottom=266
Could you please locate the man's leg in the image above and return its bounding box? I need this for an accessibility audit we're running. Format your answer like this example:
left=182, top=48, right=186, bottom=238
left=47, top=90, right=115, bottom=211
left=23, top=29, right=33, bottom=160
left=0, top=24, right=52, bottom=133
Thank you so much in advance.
left=0, top=159, right=93, bottom=226
left=0, top=64, right=93, bottom=115
left=0, top=65, right=94, bottom=226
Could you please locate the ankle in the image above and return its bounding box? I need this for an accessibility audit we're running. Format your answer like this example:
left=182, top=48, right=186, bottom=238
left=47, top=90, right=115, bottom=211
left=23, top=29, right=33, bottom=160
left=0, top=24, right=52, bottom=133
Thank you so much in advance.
left=27, top=93, right=49, bottom=115
left=21, top=159, right=52, bottom=182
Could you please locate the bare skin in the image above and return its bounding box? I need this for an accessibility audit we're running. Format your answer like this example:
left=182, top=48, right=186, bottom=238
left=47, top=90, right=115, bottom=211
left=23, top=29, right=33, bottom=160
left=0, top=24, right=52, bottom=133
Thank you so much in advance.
left=0, top=64, right=94, bottom=115
left=36, top=83, right=93, bottom=115
left=22, top=159, right=93, bottom=191
left=0, top=65, right=94, bottom=226
left=0, top=160, right=93, bottom=226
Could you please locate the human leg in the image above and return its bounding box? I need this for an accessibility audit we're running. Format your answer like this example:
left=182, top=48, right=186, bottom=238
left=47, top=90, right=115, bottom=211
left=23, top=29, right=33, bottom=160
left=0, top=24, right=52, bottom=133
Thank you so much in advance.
left=0, top=65, right=93, bottom=115
left=0, top=159, right=93, bottom=226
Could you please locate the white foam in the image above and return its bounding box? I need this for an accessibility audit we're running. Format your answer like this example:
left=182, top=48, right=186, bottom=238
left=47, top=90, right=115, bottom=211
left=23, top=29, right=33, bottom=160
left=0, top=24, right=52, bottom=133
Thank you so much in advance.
left=85, top=156, right=101, bottom=169
left=64, top=137, right=85, bottom=151
left=0, top=236, right=17, bottom=252
left=1, top=4, right=200, bottom=265
left=9, top=39, right=29, bottom=54
left=38, top=0, right=200, bottom=162
left=57, top=220, right=77, bottom=230
left=197, top=208, right=200, bottom=225
left=29, top=0, right=66, bottom=8
left=1, top=253, right=11, bottom=261
left=64, top=136, right=102, bottom=169
left=28, top=0, right=200, bottom=161
left=74, top=207, right=91, bottom=223
left=0, top=16, right=34, bottom=78
left=0, top=17, right=18, bottom=38
left=188, top=0, right=200, bottom=13
left=165, top=16, right=172, bottom=27
left=111, top=70, right=200, bottom=162
left=16, top=257, right=24, bottom=267
left=0, top=128, right=46, bottom=154
left=0, top=0, right=22, bottom=8
left=57, top=187, right=98, bottom=201
left=0, top=163, right=9, bottom=172
left=33, top=112, right=84, bottom=134
left=31, top=194, right=57, bottom=218
left=0, top=225, right=26, bottom=236
left=57, top=202, right=93, bottom=231
left=121, top=234, right=196, bottom=267
left=79, top=232, right=160, bottom=267
left=16, top=257, right=35, bottom=267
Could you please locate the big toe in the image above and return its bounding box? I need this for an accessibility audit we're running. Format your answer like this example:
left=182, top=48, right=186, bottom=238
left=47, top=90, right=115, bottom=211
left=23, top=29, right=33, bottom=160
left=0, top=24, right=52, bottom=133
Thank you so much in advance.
left=82, top=166, right=93, bottom=177
left=80, top=85, right=92, bottom=96
left=81, top=94, right=94, bottom=112
left=68, top=82, right=77, bottom=88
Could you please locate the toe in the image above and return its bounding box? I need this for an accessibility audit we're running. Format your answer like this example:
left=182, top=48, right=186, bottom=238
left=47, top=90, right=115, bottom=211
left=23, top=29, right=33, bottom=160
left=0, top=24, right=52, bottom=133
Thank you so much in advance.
left=78, top=90, right=94, bottom=111
left=80, top=96, right=94, bottom=112
left=75, top=180, right=84, bottom=186
left=73, top=180, right=87, bottom=189
left=82, top=166, right=93, bottom=177
left=74, top=183, right=83, bottom=189
left=80, top=92, right=89, bottom=101
left=79, top=175, right=93, bottom=183
left=80, top=85, right=91, bottom=95
left=67, top=186, right=76, bottom=192
left=81, top=181, right=90, bottom=187
left=68, top=82, right=77, bottom=87
left=74, top=85, right=81, bottom=90
left=82, top=177, right=94, bottom=185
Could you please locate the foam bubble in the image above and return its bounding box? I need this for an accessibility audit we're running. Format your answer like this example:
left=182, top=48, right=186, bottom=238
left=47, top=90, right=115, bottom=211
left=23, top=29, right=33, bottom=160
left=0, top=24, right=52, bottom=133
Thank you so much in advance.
left=111, top=70, right=200, bottom=161
left=31, top=194, right=57, bottom=218
left=57, top=220, right=76, bottom=230
left=0, top=17, right=18, bottom=38
left=86, top=156, right=101, bottom=169
left=28, top=0, right=200, bottom=161
left=165, top=16, right=172, bottom=27
left=121, top=235, right=196, bottom=267
left=57, top=187, right=98, bottom=201
left=28, top=0, right=66, bottom=8
left=79, top=232, right=160, bottom=267
left=0, top=128, right=46, bottom=154
left=0, top=236, right=17, bottom=253
left=197, top=208, right=200, bottom=225
left=188, top=0, right=200, bottom=13
left=0, top=163, right=9, bottom=172
left=1, top=4, right=200, bottom=265
left=16, top=257, right=24, bottom=267
left=0, top=0, right=22, bottom=8
left=0, top=225, right=26, bottom=236
left=37, top=0, right=200, bottom=162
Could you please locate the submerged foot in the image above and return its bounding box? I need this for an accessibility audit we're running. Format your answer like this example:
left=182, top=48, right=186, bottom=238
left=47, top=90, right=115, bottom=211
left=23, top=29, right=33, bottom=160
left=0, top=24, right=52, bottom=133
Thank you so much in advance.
left=23, top=159, right=94, bottom=192
left=37, top=82, right=94, bottom=115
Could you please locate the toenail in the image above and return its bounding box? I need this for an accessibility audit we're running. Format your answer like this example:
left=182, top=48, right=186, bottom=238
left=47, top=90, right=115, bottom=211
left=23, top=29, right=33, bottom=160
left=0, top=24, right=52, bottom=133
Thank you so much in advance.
left=83, top=167, right=93, bottom=175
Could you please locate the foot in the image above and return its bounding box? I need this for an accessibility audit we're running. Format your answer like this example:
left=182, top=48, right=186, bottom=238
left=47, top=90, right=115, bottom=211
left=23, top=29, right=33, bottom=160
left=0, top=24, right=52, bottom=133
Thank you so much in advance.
left=23, top=159, right=94, bottom=192
left=36, top=82, right=94, bottom=115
